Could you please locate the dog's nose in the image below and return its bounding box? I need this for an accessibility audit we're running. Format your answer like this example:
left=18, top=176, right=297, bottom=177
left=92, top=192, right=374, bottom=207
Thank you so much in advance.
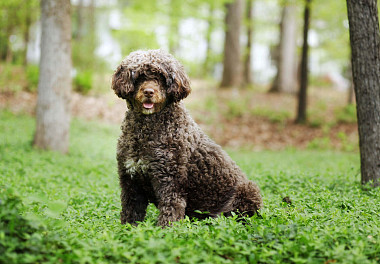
left=144, top=88, right=155, bottom=98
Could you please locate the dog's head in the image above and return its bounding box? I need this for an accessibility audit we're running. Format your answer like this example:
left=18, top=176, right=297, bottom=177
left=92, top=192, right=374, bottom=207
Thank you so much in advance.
left=111, top=49, right=191, bottom=115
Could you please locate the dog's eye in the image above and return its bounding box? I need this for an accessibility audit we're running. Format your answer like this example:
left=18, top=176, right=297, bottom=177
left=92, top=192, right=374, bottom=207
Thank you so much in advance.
left=131, top=71, right=136, bottom=81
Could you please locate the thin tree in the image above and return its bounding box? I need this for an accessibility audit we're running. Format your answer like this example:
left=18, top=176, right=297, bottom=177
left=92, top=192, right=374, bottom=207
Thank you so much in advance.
left=22, top=0, right=32, bottom=66
left=346, top=0, right=380, bottom=187
left=74, top=0, right=85, bottom=40
left=33, top=0, right=72, bottom=153
left=203, top=2, right=215, bottom=75
left=347, top=59, right=354, bottom=105
left=220, top=0, right=243, bottom=88
left=269, top=1, right=297, bottom=93
left=242, top=0, right=254, bottom=86
left=168, top=0, right=181, bottom=55
left=295, top=0, right=311, bottom=124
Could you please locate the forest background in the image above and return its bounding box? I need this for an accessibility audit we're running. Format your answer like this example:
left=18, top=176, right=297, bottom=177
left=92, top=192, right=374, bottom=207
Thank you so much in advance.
left=0, top=0, right=370, bottom=151
left=1, top=1, right=380, bottom=263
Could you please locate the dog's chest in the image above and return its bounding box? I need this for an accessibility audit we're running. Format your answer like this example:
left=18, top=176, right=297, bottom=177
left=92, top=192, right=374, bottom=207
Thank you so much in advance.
left=124, top=159, right=150, bottom=180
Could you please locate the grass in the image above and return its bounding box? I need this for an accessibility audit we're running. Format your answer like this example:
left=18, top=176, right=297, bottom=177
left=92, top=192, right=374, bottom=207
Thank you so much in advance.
left=0, top=110, right=379, bottom=264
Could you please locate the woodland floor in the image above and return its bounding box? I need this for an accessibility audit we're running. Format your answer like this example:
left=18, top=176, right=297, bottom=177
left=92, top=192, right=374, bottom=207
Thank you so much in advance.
left=0, top=80, right=358, bottom=151
left=2, top=110, right=378, bottom=264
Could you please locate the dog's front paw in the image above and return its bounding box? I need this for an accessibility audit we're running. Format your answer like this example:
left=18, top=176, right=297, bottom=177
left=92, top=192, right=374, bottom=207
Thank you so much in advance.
left=120, top=211, right=137, bottom=226
left=157, top=208, right=185, bottom=227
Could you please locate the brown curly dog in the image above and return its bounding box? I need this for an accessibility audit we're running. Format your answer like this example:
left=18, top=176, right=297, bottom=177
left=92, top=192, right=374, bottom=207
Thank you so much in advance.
left=112, top=49, right=262, bottom=227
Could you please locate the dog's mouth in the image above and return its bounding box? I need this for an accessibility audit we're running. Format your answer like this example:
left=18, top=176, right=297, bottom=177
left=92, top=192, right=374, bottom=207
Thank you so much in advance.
left=143, top=102, right=154, bottom=109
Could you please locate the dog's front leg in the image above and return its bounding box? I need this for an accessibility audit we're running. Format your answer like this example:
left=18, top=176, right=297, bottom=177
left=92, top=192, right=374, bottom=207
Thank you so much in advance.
left=155, top=184, right=186, bottom=227
left=120, top=181, right=148, bottom=225
left=118, top=164, right=148, bottom=225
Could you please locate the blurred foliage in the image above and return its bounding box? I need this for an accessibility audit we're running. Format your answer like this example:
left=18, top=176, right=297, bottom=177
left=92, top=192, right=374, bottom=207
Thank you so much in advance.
left=225, top=98, right=249, bottom=119
left=335, top=104, right=357, bottom=124
left=336, top=131, right=356, bottom=152
left=25, top=64, right=39, bottom=92
left=0, top=0, right=365, bottom=86
left=0, top=0, right=39, bottom=64
left=0, top=1, right=110, bottom=94
left=251, top=107, right=291, bottom=125
left=0, top=0, right=374, bottom=124
left=112, top=27, right=160, bottom=54
left=0, top=187, right=66, bottom=264
left=71, top=1, right=106, bottom=94
left=307, top=136, right=331, bottom=150
left=312, top=0, right=350, bottom=69
left=113, top=0, right=229, bottom=77
left=0, top=64, right=25, bottom=93
left=309, top=75, right=335, bottom=89
left=73, top=70, right=93, bottom=94
left=307, top=101, right=328, bottom=128
left=0, top=189, right=41, bottom=264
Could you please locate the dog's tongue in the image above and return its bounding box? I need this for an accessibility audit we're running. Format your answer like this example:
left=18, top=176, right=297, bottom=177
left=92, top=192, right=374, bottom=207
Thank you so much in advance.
left=143, top=103, right=154, bottom=109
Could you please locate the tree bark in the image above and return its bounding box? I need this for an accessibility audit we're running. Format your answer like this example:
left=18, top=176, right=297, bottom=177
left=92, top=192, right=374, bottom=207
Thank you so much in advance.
left=346, top=0, right=380, bottom=187
left=5, top=24, right=14, bottom=63
left=270, top=3, right=298, bottom=93
left=33, top=0, right=72, bottom=154
left=23, top=1, right=32, bottom=67
left=347, top=59, right=354, bottom=105
left=74, top=0, right=85, bottom=40
left=295, top=0, right=311, bottom=124
left=203, top=2, right=215, bottom=75
left=168, top=0, right=180, bottom=55
left=220, top=0, right=243, bottom=88
left=243, top=0, right=254, bottom=86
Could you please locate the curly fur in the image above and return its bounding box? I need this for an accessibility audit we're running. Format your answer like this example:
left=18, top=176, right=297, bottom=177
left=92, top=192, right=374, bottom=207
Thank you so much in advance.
left=112, top=49, right=262, bottom=226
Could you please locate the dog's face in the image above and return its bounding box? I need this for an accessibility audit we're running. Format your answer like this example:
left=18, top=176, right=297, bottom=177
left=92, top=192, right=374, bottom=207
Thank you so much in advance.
left=111, top=50, right=191, bottom=115
left=134, top=78, right=166, bottom=115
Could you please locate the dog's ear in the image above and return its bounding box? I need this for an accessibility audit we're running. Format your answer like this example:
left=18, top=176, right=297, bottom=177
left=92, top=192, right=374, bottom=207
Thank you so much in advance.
left=111, top=65, right=135, bottom=99
left=167, top=67, right=191, bottom=102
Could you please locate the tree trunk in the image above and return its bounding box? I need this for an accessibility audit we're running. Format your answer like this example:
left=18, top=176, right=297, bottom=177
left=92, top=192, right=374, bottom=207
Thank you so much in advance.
left=23, top=1, right=32, bottom=67
left=270, top=3, right=298, bottom=93
left=5, top=25, right=14, bottom=63
left=203, top=3, right=215, bottom=76
left=243, top=0, right=254, bottom=86
left=220, top=0, right=243, bottom=88
left=347, top=59, right=354, bottom=105
left=74, top=0, right=85, bottom=40
left=347, top=84, right=354, bottom=105
left=88, top=0, right=96, bottom=68
left=168, top=0, right=180, bottom=55
left=295, top=0, right=311, bottom=124
left=33, top=0, right=72, bottom=154
left=346, top=0, right=380, bottom=187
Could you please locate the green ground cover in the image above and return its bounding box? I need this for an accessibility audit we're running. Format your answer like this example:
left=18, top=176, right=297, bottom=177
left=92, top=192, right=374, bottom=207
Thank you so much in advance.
left=0, top=111, right=379, bottom=264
